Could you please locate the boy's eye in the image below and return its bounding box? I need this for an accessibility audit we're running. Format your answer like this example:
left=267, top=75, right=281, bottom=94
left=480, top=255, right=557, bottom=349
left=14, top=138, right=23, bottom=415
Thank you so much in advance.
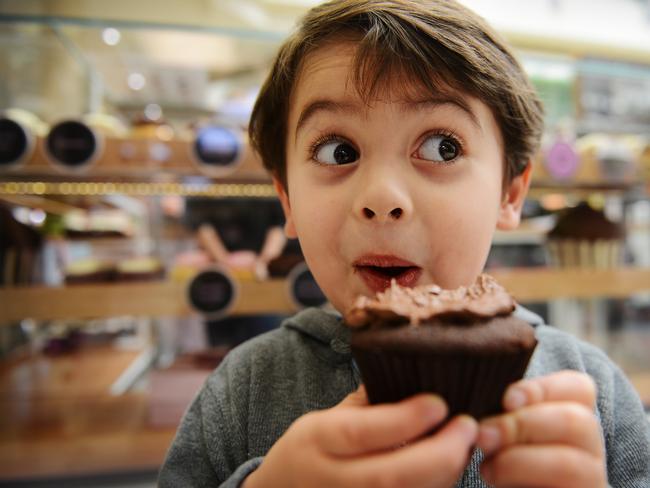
left=414, top=134, right=460, bottom=162
left=313, top=140, right=359, bottom=165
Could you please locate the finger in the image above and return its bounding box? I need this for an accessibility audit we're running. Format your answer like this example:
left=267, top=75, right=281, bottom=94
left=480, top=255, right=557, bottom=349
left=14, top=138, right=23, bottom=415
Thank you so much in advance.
left=337, top=385, right=369, bottom=407
left=478, top=402, right=603, bottom=458
left=481, top=445, right=606, bottom=488
left=337, top=416, right=478, bottom=488
left=317, top=393, right=448, bottom=456
left=504, top=371, right=596, bottom=411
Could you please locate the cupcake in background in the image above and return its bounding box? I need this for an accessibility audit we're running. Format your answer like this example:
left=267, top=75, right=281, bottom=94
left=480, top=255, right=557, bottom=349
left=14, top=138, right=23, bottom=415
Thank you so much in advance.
left=546, top=201, right=625, bottom=268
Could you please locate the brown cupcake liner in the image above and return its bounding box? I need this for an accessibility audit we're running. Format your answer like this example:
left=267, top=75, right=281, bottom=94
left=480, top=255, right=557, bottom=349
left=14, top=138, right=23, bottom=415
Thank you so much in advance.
left=351, top=347, right=534, bottom=420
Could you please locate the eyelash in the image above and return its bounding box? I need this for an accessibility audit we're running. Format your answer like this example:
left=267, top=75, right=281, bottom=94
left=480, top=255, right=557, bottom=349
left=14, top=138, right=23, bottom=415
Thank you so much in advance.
left=307, top=129, right=466, bottom=163
left=308, top=133, right=355, bottom=164
left=414, top=129, right=465, bottom=162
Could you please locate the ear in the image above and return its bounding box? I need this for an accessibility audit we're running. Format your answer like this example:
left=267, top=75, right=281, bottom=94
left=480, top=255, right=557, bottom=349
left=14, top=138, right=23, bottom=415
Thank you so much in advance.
left=273, top=177, right=298, bottom=238
left=497, top=162, right=532, bottom=230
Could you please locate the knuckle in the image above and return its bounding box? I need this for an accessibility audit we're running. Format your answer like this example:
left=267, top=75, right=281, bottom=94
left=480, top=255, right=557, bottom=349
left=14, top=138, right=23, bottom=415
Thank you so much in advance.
left=582, top=375, right=597, bottom=403
left=560, top=403, right=594, bottom=431
left=293, top=411, right=319, bottom=441
left=563, top=371, right=597, bottom=401
left=338, top=418, right=364, bottom=449
left=409, top=396, right=440, bottom=424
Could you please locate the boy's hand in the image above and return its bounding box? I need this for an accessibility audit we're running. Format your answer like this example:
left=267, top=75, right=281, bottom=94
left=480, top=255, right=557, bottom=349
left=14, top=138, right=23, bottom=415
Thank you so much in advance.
left=244, top=386, right=478, bottom=488
left=477, top=371, right=607, bottom=487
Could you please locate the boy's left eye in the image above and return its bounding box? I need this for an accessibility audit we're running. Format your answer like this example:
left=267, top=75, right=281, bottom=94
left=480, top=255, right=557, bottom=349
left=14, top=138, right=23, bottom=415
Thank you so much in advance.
left=413, top=134, right=461, bottom=163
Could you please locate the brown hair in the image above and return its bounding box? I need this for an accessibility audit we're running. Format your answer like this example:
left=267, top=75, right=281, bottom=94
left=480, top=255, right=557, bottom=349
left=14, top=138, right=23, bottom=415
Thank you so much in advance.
left=249, top=0, right=544, bottom=188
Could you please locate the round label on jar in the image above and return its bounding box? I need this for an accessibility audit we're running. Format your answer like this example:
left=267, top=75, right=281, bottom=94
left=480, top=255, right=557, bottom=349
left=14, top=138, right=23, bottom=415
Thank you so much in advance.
left=193, top=126, right=241, bottom=168
left=0, top=118, right=31, bottom=168
left=188, top=268, right=237, bottom=319
left=287, top=262, right=327, bottom=309
left=46, top=120, right=99, bottom=169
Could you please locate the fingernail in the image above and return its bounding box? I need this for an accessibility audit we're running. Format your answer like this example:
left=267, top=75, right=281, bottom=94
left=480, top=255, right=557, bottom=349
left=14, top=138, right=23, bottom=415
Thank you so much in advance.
left=477, top=425, right=501, bottom=456
left=504, top=387, right=527, bottom=410
left=428, top=394, right=445, bottom=407
left=425, top=395, right=446, bottom=417
left=456, top=415, right=478, bottom=442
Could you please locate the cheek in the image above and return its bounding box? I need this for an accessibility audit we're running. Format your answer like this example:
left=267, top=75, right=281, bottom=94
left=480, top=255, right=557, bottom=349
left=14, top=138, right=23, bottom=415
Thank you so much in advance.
left=424, top=180, right=501, bottom=286
left=289, top=186, right=343, bottom=253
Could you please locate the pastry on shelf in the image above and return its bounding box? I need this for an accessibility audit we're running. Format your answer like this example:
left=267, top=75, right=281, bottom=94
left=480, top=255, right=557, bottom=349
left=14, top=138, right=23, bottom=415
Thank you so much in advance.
left=546, top=201, right=625, bottom=268
left=82, top=112, right=129, bottom=138
left=64, top=258, right=116, bottom=284
left=131, top=114, right=174, bottom=141
left=575, top=133, right=638, bottom=185
left=115, top=257, right=165, bottom=282
left=64, top=209, right=133, bottom=239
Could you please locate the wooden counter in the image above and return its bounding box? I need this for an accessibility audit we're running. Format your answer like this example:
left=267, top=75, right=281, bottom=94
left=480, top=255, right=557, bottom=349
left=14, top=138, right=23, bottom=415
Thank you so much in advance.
left=0, top=346, right=177, bottom=481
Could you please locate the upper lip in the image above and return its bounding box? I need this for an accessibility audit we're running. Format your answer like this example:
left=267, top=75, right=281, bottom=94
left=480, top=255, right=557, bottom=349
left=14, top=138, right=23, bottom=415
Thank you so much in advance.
left=352, top=254, right=419, bottom=268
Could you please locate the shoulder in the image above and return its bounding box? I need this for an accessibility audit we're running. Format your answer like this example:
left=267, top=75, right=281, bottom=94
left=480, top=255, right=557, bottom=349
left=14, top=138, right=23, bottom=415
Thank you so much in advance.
left=530, top=323, right=630, bottom=396
left=204, top=308, right=348, bottom=391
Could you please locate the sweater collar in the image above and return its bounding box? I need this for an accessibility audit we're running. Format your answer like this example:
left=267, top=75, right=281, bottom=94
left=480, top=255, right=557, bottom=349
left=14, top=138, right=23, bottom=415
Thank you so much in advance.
left=284, top=307, right=351, bottom=355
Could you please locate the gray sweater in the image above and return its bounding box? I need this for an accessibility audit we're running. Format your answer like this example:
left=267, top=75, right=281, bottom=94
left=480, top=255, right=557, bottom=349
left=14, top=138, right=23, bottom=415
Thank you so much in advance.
left=159, top=307, right=650, bottom=487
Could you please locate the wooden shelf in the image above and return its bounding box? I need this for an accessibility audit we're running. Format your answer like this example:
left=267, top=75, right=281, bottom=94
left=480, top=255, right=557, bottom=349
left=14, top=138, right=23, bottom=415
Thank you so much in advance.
left=0, top=278, right=295, bottom=323
left=490, top=267, right=650, bottom=302
left=0, top=134, right=271, bottom=182
left=2, top=267, right=650, bottom=324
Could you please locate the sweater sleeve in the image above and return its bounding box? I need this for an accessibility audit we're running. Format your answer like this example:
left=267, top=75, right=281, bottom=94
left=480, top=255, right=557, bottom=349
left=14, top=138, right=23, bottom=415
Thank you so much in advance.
left=158, top=354, right=260, bottom=488
left=593, top=355, right=650, bottom=487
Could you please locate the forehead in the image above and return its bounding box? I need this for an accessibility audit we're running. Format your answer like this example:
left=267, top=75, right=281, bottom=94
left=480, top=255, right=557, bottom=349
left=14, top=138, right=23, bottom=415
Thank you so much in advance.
left=288, top=41, right=497, bottom=135
left=291, top=42, right=428, bottom=114
left=294, top=42, right=359, bottom=99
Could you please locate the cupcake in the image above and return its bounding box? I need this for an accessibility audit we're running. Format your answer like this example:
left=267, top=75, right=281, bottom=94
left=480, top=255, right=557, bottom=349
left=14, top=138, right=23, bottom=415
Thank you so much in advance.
left=346, top=274, right=537, bottom=420
left=546, top=201, right=624, bottom=268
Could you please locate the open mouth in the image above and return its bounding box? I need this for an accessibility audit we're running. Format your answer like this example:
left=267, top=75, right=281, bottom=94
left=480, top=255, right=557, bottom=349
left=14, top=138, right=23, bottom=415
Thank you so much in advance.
left=364, top=265, right=414, bottom=279
left=354, top=264, right=422, bottom=292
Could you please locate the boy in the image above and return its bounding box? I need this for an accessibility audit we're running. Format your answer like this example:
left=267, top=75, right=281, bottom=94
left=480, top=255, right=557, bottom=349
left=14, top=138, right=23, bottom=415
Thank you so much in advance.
left=160, top=0, right=650, bottom=486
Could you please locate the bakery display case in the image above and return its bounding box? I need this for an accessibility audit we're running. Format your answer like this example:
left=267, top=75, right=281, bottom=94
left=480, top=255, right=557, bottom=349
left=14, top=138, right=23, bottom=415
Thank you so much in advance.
left=1, top=1, right=650, bottom=484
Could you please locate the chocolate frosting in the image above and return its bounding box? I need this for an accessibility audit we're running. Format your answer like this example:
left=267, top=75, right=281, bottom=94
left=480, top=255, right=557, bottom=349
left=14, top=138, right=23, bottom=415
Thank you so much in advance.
left=346, top=273, right=516, bottom=327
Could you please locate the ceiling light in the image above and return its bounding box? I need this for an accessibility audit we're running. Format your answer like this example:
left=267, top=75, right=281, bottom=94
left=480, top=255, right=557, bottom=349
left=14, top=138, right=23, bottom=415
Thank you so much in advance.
left=102, top=28, right=121, bottom=46
left=128, top=73, right=146, bottom=91
left=144, top=103, right=162, bottom=121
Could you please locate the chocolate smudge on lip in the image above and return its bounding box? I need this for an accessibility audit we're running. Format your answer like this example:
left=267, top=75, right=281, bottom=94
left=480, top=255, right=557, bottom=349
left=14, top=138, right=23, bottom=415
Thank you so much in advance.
left=346, top=273, right=516, bottom=327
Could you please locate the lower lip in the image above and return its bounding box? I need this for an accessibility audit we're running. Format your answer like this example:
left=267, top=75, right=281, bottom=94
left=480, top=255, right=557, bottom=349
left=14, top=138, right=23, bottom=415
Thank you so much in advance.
left=355, top=266, right=422, bottom=293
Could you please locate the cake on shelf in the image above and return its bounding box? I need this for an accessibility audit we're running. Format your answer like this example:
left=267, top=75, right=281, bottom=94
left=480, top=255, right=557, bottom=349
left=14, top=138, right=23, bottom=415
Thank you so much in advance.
left=546, top=201, right=625, bottom=268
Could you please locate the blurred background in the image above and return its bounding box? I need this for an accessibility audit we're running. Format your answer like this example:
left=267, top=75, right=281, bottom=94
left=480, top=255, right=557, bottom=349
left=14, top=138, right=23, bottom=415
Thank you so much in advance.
left=1, top=0, right=649, bottom=486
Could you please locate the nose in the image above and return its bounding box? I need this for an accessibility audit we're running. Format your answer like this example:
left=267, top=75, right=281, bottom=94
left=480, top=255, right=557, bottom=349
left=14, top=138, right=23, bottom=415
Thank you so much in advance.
left=354, top=168, right=413, bottom=223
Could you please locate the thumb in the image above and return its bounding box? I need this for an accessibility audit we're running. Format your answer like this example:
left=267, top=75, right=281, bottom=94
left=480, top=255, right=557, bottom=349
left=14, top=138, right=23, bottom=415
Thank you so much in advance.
left=338, top=384, right=369, bottom=407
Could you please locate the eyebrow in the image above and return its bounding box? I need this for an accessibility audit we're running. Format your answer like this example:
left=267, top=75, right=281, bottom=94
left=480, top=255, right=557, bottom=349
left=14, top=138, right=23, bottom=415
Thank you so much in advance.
left=294, top=94, right=482, bottom=140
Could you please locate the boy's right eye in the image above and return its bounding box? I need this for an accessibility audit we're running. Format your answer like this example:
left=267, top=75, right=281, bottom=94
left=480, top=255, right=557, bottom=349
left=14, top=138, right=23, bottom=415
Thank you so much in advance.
left=312, top=139, right=359, bottom=165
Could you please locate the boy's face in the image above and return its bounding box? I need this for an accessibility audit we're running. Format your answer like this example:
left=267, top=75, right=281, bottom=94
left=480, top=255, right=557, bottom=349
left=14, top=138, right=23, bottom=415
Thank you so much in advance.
left=275, top=42, right=530, bottom=314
